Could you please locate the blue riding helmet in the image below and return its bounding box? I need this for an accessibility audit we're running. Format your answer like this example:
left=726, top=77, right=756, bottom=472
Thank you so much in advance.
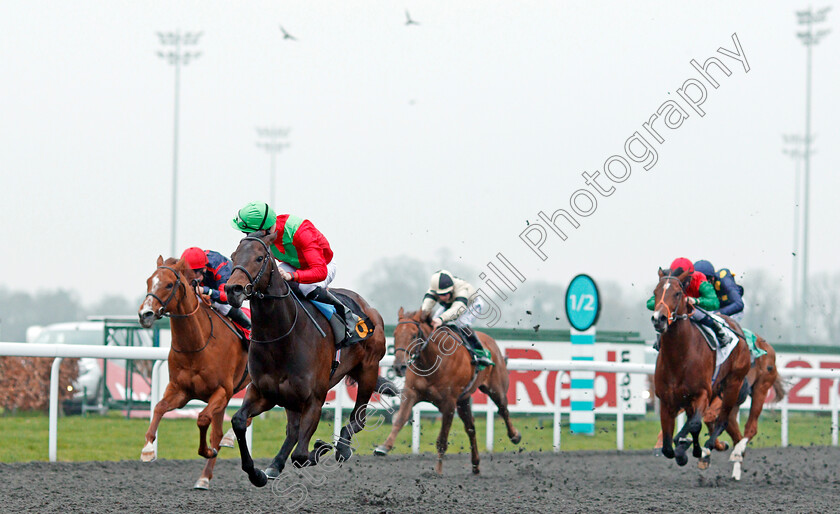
left=694, top=260, right=715, bottom=279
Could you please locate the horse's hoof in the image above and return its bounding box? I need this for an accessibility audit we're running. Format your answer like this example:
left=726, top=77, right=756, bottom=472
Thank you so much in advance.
left=472, top=466, right=480, bottom=475
left=510, top=431, right=522, bottom=445
left=201, top=448, right=218, bottom=459
left=264, top=466, right=282, bottom=480
left=698, top=458, right=710, bottom=470
left=309, top=441, right=333, bottom=464
left=715, top=440, right=730, bottom=452
left=335, top=442, right=353, bottom=463
left=219, top=428, right=236, bottom=448
left=193, top=477, right=210, bottom=490
left=141, top=442, right=157, bottom=462
left=373, top=445, right=389, bottom=456
left=675, top=454, right=688, bottom=467
left=250, top=470, right=268, bottom=488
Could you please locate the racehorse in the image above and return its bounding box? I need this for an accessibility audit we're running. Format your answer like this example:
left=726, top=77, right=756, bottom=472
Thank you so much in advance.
left=224, top=230, right=388, bottom=487
left=138, top=256, right=250, bottom=490
left=653, top=335, right=785, bottom=479
left=374, top=308, right=521, bottom=475
left=651, top=267, right=750, bottom=468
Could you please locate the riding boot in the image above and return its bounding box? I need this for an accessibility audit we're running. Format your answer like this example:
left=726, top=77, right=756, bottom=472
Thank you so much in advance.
left=463, top=329, right=494, bottom=367
left=697, top=312, right=732, bottom=348
left=228, top=307, right=251, bottom=330
left=305, top=287, right=369, bottom=345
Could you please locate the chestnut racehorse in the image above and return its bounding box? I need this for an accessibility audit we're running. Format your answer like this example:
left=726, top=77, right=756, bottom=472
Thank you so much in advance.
left=224, top=231, right=388, bottom=487
left=654, top=335, right=785, bottom=479
left=138, top=256, right=250, bottom=490
left=651, top=268, right=750, bottom=469
left=374, top=308, right=521, bottom=475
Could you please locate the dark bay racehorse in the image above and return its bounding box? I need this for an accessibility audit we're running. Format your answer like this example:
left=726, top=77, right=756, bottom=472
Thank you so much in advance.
left=374, top=308, right=521, bottom=475
left=138, top=256, right=250, bottom=489
left=224, top=230, right=388, bottom=487
left=651, top=268, right=750, bottom=468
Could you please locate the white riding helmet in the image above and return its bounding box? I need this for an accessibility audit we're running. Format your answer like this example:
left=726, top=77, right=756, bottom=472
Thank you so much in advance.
left=430, top=270, right=455, bottom=295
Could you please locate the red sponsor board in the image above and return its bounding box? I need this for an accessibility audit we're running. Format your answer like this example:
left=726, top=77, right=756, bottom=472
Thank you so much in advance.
left=324, top=340, right=648, bottom=415
left=776, top=353, right=840, bottom=411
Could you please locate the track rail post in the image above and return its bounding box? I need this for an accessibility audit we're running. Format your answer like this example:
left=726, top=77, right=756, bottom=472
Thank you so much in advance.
left=411, top=405, right=421, bottom=454
left=49, top=357, right=64, bottom=462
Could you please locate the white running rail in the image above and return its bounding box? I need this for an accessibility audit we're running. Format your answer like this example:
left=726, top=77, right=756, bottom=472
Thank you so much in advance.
left=0, top=343, right=838, bottom=460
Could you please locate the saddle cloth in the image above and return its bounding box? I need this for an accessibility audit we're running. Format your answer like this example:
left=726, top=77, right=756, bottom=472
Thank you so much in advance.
left=695, top=313, right=739, bottom=385
left=306, top=291, right=373, bottom=348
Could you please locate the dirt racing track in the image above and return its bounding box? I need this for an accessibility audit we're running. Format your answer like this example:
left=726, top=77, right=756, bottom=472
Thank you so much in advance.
left=1, top=447, right=839, bottom=513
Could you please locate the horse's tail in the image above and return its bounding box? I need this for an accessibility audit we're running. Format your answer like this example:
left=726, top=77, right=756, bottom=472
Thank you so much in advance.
left=375, top=376, right=401, bottom=397
left=771, top=374, right=786, bottom=403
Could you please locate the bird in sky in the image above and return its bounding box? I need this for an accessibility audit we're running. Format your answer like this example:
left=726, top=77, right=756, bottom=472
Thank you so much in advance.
left=405, top=10, right=419, bottom=26
left=279, top=25, right=297, bottom=41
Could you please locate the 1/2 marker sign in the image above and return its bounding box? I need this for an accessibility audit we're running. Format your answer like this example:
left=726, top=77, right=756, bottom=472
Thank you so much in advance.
left=565, top=274, right=601, bottom=331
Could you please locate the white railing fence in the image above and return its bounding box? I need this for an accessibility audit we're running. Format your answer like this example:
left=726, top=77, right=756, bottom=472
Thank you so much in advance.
left=0, top=343, right=838, bottom=461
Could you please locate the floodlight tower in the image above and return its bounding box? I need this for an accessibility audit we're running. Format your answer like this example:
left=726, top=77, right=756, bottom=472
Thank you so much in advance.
left=157, top=30, right=203, bottom=257
left=256, top=127, right=291, bottom=207
left=795, top=7, right=830, bottom=330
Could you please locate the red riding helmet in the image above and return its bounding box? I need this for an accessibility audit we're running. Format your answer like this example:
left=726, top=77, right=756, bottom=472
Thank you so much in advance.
left=181, top=247, right=208, bottom=270
left=669, top=257, right=694, bottom=275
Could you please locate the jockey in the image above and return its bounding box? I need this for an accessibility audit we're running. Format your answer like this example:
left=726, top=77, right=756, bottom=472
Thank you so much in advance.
left=420, top=270, right=494, bottom=368
left=694, top=260, right=745, bottom=322
left=180, top=247, right=251, bottom=330
left=231, top=201, right=366, bottom=345
left=647, top=257, right=732, bottom=349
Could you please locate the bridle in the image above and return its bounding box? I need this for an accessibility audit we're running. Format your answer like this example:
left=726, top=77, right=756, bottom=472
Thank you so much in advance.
left=145, top=266, right=201, bottom=319
left=231, top=235, right=298, bottom=343
left=145, top=265, right=211, bottom=353
left=654, top=276, right=691, bottom=330
left=394, top=319, right=429, bottom=367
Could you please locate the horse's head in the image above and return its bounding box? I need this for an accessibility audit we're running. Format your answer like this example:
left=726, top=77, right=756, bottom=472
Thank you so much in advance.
left=651, top=267, right=692, bottom=334
left=138, top=256, right=190, bottom=328
left=392, top=307, right=430, bottom=377
left=225, top=230, right=280, bottom=308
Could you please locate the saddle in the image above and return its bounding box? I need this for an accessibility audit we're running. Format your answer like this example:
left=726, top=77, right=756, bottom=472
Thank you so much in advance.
left=443, top=323, right=494, bottom=371
left=291, top=288, right=373, bottom=349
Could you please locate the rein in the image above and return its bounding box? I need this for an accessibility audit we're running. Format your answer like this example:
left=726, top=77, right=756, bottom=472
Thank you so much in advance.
left=234, top=235, right=299, bottom=344
left=146, top=266, right=214, bottom=354
left=394, top=319, right=429, bottom=367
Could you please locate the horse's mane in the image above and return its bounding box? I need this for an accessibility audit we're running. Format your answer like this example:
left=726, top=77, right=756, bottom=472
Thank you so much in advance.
left=400, top=309, right=431, bottom=324
left=164, top=257, right=179, bottom=266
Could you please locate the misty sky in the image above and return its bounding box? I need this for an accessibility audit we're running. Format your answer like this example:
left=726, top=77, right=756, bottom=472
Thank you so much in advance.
left=1, top=2, right=838, bottom=312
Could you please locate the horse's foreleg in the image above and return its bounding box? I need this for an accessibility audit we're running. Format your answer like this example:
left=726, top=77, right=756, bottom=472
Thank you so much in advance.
left=232, top=387, right=273, bottom=488
left=142, top=385, right=188, bottom=462
left=290, top=402, right=324, bottom=469
left=456, top=398, right=480, bottom=475
left=659, top=408, right=676, bottom=460
left=729, top=373, right=774, bottom=480
left=197, top=388, right=229, bottom=460
left=375, top=389, right=418, bottom=455
left=435, top=403, right=456, bottom=475
left=196, top=400, right=228, bottom=490
left=480, top=382, right=521, bottom=444
left=265, top=409, right=301, bottom=479
left=677, top=393, right=707, bottom=467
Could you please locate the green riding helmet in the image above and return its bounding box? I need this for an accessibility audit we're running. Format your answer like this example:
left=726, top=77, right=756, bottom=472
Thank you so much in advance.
left=232, top=201, right=277, bottom=233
